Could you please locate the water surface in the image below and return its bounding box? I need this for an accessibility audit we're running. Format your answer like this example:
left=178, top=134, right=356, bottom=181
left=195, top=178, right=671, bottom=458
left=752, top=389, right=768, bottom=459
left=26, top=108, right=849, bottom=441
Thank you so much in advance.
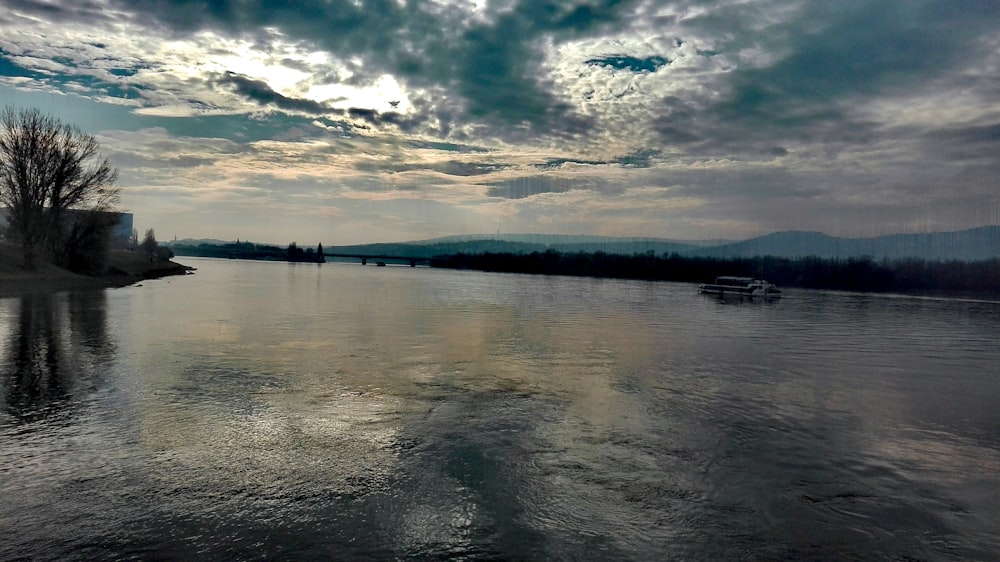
left=2, top=258, right=999, bottom=560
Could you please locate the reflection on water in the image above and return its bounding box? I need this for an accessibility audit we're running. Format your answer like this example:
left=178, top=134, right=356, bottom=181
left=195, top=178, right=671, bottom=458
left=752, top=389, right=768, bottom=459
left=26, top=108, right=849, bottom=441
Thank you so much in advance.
left=2, top=261, right=1000, bottom=560
left=2, top=291, right=111, bottom=423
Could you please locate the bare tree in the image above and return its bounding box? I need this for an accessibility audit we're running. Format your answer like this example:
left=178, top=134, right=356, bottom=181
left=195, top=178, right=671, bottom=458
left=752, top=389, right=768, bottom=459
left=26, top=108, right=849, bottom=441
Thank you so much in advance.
left=0, top=106, right=119, bottom=269
left=140, top=228, right=157, bottom=254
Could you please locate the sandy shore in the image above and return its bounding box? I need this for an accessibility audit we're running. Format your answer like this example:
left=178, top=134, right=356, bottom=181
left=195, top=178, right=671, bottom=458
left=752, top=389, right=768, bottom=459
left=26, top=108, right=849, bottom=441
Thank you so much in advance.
left=0, top=244, right=193, bottom=297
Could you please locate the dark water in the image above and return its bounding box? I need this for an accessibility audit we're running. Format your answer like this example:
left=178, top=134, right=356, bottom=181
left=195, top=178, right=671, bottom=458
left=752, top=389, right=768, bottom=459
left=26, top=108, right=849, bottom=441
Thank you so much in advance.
left=2, top=258, right=999, bottom=561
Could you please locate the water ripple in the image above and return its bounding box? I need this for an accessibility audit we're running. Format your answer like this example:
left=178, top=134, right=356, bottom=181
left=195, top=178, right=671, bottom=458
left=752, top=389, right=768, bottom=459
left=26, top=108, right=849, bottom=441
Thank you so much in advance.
left=2, top=264, right=999, bottom=560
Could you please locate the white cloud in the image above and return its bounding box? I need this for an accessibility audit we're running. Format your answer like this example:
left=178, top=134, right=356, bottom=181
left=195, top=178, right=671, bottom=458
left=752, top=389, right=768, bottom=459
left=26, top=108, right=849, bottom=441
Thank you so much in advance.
left=2, top=0, right=999, bottom=241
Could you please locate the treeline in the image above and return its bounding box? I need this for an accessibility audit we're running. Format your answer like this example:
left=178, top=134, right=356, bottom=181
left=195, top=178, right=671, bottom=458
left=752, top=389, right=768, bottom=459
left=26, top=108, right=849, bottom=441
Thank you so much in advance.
left=169, top=241, right=325, bottom=263
left=286, top=242, right=325, bottom=263
left=431, top=250, right=1000, bottom=295
left=169, top=241, right=286, bottom=260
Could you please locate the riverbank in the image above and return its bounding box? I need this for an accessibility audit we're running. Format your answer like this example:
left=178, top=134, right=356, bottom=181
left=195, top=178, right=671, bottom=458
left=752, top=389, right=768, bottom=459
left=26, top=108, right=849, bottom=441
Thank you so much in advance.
left=0, top=244, right=193, bottom=296
left=431, top=250, right=1000, bottom=296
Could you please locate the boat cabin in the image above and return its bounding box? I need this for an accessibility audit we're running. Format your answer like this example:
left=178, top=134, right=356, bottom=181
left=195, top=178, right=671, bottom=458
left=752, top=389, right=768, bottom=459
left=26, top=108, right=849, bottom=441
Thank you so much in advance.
left=698, top=276, right=782, bottom=298
left=713, top=276, right=756, bottom=287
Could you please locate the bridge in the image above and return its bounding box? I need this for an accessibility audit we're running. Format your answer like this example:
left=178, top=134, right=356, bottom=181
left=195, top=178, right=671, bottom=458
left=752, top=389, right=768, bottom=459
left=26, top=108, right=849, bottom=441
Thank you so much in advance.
left=322, top=253, right=434, bottom=267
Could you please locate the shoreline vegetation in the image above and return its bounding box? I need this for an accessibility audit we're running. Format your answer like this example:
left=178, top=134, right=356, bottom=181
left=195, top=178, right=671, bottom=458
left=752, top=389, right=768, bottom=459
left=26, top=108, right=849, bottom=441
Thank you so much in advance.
left=169, top=240, right=1000, bottom=297
left=0, top=242, right=193, bottom=296
left=11, top=239, right=995, bottom=298
left=432, top=251, right=1000, bottom=297
left=0, top=107, right=197, bottom=296
left=170, top=240, right=326, bottom=263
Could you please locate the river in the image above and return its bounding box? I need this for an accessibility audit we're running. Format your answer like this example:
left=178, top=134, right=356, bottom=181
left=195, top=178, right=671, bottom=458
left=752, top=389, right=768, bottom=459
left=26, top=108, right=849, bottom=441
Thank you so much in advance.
left=2, top=258, right=999, bottom=560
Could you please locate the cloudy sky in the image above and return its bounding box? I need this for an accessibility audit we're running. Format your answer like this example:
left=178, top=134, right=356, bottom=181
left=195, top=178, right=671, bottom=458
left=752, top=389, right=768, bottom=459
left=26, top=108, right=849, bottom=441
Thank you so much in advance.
left=1, top=0, right=998, bottom=244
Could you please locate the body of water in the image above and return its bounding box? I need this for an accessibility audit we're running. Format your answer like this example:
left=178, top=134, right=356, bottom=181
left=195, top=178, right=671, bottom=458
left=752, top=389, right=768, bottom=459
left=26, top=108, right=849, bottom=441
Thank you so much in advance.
left=2, top=258, right=999, bottom=560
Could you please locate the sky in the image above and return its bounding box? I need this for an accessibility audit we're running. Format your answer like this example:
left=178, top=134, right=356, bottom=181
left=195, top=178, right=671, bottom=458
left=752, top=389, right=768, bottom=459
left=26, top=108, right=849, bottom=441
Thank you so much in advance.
left=1, top=0, right=999, bottom=245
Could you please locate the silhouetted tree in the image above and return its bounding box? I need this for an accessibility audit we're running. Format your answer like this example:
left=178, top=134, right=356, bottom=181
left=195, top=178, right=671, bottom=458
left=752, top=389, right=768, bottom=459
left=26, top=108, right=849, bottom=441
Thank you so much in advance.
left=140, top=228, right=158, bottom=255
left=0, top=106, right=119, bottom=269
left=62, top=210, right=120, bottom=275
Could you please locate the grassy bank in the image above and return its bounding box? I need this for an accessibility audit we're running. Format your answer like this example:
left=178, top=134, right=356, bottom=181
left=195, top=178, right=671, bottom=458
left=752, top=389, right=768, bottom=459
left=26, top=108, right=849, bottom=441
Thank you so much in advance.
left=0, top=243, right=193, bottom=296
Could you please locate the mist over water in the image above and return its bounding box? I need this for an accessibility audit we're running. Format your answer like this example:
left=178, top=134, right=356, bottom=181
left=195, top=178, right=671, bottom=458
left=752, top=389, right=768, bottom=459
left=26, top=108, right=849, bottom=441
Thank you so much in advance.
left=2, top=258, right=999, bottom=560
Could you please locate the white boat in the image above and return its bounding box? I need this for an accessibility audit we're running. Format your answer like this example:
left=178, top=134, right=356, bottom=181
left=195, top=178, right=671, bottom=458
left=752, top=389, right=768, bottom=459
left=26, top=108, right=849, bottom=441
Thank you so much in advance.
left=698, top=276, right=781, bottom=298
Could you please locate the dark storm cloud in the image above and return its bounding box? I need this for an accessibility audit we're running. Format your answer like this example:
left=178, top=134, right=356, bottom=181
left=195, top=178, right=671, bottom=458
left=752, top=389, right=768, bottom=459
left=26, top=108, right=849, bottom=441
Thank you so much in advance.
left=110, top=0, right=643, bottom=139
left=345, top=107, right=422, bottom=131
left=421, top=160, right=508, bottom=177
left=535, top=157, right=608, bottom=169
left=430, top=161, right=507, bottom=177
left=924, top=123, right=1000, bottom=149
left=154, top=112, right=346, bottom=144
left=213, top=72, right=332, bottom=114
left=404, top=139, right=491, bottom=154
left=353, top=159, right=506, bottom=177
left=486, top=176, right=575, bottom=199
left=1, top=0, right=112, bottom=24
left=111, top=153, right=217, bottom=169
left=662, top=167, right=823, bottom=200
left=617, top=148, right=662, bottom=168
left=919, top=122, right=1000, bottom=162
left=447, top=0, right=637, bottom=131
left=534, top=148, right=661, bottom=170
left=655, top=1, right=1000, bottom=156
left=346, top=107, right=379, bottom=123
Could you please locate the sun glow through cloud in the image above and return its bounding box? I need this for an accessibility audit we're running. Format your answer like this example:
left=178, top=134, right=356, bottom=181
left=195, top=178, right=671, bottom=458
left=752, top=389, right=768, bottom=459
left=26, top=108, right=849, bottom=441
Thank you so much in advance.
left=0, top=0, right=998, bottom=244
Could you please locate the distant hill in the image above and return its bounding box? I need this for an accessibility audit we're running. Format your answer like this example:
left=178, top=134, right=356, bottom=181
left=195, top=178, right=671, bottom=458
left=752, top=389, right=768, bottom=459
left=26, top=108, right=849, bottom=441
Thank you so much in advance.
left=323, top=240, right=550, bottom=258
left=170, top=238, right=231, bottom=247
left=686, top=226, right=1000, bottom=260
left=408, top=233, right=730, bottom=247
left=325, top=235, right=720, bottom=257
left=169, top=226, right=1000, bottom=262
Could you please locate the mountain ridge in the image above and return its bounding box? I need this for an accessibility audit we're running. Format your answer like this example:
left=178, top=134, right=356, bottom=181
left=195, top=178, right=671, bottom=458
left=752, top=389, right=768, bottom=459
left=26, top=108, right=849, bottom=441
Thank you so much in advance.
left=169, top=226, right=1000, bottom=261
left=689, top=226, right=1000, bottom=260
